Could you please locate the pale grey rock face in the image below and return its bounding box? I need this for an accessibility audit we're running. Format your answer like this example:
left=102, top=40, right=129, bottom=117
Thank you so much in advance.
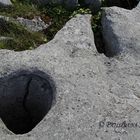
left=16, top=17, right=50, bottom=32
left=0, top=15, right=50, bottom=32
left=0, top=11, right=140, bottom=140
left=0, top=0, right=12, bottom=6
left=102, top=2, right=140, bottom=57
left=63, top=0, right=78, bottom=8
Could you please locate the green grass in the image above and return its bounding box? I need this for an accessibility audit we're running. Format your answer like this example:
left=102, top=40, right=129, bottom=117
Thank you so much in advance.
left=0, top=2, right=41, bottom=18
left=0, top=19, right=47, bottom=51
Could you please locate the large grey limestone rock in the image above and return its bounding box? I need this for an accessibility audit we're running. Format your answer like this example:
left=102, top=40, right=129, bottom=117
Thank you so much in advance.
left=0, top=13, right=140, bottom=140
left=16, top=17, right=50, bottom=32
left=102, top=2, right=140, bottom=57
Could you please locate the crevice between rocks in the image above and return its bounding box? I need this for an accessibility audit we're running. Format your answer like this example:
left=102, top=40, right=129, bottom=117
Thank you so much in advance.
left=94, top=29, right=106, bottom=54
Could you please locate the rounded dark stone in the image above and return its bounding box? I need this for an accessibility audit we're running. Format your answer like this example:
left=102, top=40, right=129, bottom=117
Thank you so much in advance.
left=0, top=70, right=56, bottom=134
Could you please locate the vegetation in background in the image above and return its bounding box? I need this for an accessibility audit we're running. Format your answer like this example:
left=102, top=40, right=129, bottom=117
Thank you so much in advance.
left=0, top=19, right=47, bottom=51
left=0, top=2, right=41, bottom=18
left=0, top=0, right=137, bottom=51
left=0, top=1, right=93, bottom=51
left=41, top=5, right=73, bottom=41
left=43, top=5, right=92, bottom=40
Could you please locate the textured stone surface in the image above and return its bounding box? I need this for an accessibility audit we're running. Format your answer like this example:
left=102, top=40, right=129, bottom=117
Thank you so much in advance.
left=16, top=17, right=50, bottom=32
left=0, top=13, right=140, bottom=140
left=102, top=2, right=140, bottom=57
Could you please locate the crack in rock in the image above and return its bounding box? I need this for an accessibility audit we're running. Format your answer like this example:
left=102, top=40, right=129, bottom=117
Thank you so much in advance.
left=23, top=77, right=33, bottom=127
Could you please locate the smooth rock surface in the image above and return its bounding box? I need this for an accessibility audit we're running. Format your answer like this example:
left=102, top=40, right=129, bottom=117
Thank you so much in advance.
left=0, top=13, right=140, bottom=140
left=0, top=0, right=12, bottom=6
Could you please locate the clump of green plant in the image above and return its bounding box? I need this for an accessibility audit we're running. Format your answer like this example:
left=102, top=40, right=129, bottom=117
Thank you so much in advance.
left=70, top=7, right=91, bottom=17
left=0, top=19, right=47, bottom=51
left=91, top=11, right=102, bottom=33
left=91, top=11, right=104, bottom=53
left=43, top=5, right=92, bottom=40
left=41, top=5, right=73, bottom=40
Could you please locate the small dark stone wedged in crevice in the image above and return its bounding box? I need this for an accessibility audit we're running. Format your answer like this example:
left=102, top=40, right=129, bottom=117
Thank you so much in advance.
left=0, top=70, right=56, bottom=134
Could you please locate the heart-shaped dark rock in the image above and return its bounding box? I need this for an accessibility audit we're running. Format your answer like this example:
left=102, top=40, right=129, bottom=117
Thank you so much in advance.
left=0, top=70, right=56, bottom=134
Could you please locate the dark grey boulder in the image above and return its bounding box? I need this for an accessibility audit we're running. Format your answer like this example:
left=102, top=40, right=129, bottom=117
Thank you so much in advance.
left=64, top=0, right=78, bottom=8
left=105, top=0, right=121, bottom=6
left=30, top=0, right=78, bottom=9
left=79, top=0, right=102, bottom=13
left=0, top=71, right=55, bottom=134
